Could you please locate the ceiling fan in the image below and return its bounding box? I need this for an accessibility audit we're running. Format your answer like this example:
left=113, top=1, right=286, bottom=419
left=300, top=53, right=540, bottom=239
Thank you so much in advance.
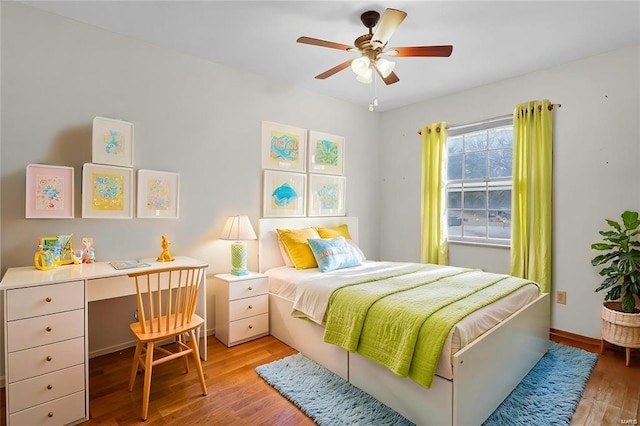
left=297, top=8, right=453, bottom=85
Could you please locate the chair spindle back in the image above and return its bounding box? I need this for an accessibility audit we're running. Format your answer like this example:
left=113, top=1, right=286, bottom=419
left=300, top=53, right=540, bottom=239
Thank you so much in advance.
left=130, top=265, right=206, bottom=334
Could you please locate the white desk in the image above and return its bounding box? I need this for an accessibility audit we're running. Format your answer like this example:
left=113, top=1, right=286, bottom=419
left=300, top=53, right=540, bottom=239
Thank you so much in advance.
left=1, top=256, right=207, bottom=425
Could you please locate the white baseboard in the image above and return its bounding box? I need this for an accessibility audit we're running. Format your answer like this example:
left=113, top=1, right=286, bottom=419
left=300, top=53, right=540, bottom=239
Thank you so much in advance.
left=88, top=328, right=216, bottom=359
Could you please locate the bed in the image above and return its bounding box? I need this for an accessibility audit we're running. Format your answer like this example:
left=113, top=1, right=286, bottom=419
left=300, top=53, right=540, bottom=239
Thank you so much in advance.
left=259, top=217, right=550, bottom=426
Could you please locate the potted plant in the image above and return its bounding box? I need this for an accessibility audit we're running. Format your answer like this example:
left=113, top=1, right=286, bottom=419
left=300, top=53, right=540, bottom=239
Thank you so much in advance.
left=591, top=210, right=640, bottom=366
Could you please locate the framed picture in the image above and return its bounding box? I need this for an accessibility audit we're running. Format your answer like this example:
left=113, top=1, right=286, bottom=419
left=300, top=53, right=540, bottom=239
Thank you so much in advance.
left=263, top=170, right=307, bottom=217
left=308, top=131, right=345, bottom=175
left=308, top=174, right=346, bottom=217
left=25, top=164, right=74, bottom=219
left=137, top=169, right=180, bottom=219
left=92, top=116, right=134, bottom=167
left=82, top=163, right=133, bottom=219
left=261, top=121, right=307, bottom=172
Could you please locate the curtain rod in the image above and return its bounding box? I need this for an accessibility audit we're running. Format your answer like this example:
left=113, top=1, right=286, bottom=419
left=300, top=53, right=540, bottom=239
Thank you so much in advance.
left=416, top=103, right=562, bottom=135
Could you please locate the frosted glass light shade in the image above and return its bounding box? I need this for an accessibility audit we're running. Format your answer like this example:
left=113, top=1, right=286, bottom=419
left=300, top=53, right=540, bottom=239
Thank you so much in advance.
left=356, top=67, right=373, bottom=84
left=376, top=57, right=395, bottom=78
left=351, top=56, right=371, bottom=76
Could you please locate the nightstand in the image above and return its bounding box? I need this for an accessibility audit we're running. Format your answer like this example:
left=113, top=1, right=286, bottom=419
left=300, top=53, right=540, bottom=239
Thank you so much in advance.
left=213, top=272, right=269, bottom=347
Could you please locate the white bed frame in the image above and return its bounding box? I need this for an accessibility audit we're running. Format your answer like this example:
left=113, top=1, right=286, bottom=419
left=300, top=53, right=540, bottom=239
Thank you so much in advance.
left=259, top=217, right=550, bottom=426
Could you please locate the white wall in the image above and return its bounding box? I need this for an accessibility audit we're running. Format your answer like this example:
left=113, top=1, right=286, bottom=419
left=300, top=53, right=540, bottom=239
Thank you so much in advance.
left=379, top=45, right=640, bottom=339
left=0, top=3, right=380, bottom=356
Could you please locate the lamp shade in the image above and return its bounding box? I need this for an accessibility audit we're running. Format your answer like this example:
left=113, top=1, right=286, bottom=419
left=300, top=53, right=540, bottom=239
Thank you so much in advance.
left=351, top=56, right=371, bottom=76
left=376, top=57, right=395, bottom=78
left=356, top=67, right=373, bottom=84
left=219, top=215, right=257, bottom=241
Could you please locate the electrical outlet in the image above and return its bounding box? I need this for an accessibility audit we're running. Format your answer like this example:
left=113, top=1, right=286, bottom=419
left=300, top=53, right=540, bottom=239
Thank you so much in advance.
left=556, top=291, right=567, bottom=305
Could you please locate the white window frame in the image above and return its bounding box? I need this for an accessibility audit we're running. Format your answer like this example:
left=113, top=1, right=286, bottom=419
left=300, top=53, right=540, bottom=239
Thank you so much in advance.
left=446, top=115, right=513, bottom=246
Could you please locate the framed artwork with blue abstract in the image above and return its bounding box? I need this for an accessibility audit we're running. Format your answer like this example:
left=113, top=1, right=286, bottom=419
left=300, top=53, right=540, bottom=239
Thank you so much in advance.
left=82, top=163, right=133, bottom=219
left=261, top=121, right=307, bottom=172
left=25, top=164, right=74, bottom=219
left=308, top=174, right=346, bottom=217
left=136, top=169, right=180, bottom=219
left=263, top=170, right=306, bottom=217
left=92, top=116, right=134, bottom=167
left=308, top=131, right=344, bottom=175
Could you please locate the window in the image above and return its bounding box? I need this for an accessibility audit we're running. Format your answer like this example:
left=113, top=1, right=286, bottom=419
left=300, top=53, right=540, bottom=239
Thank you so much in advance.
left=446, top=116, right=513, bottom=245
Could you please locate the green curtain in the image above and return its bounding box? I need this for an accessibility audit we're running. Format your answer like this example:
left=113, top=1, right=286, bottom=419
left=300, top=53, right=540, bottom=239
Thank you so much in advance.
left=510, top=100, right=553, bottom=293
left=420, top=122, right=449, bottom=265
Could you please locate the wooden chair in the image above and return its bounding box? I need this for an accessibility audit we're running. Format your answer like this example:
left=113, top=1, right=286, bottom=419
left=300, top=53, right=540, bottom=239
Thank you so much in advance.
left=127, top=264, right=208, bottom=420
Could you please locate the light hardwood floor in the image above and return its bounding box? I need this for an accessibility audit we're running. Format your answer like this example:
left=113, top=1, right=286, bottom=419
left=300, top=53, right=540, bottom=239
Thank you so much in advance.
left=1, top=334, right=638, bottom=425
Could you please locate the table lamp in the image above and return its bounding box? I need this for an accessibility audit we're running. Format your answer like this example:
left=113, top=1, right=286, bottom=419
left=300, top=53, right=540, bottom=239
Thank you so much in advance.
left=219, top=215, right=257, bottom=276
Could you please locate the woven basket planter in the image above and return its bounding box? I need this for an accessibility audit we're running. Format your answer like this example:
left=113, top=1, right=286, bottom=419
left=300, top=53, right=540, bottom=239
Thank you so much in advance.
left=601, top=302, right=640, bottom=348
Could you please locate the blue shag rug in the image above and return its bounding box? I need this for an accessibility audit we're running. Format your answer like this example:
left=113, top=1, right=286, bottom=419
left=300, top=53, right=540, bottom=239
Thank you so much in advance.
left=255, top=342, right=598, bottom=426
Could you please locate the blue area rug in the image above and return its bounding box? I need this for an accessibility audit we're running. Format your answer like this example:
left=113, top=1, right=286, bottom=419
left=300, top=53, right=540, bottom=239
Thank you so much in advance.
left=255, top=342, right=598, bottom=426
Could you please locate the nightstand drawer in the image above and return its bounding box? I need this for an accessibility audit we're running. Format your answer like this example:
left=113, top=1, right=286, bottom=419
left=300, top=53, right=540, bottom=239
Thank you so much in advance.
left=8, top=364, right=85, bottom=414
left=9, top=390, right=85, bottom=426
left=8, top=337, right=85, bottom=383
left=7, top=281, right=84, bottom=321
left=229, top=294, right=268, bottom=321
left=228, top=313, right=269, bottom=343
left=7, top=309, right=84, bottom=353
left=228, top=277, right=268, bottom=301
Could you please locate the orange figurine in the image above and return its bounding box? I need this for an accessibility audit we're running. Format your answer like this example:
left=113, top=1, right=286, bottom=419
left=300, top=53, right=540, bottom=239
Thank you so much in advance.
left=157, top=235, right=175, bottom=262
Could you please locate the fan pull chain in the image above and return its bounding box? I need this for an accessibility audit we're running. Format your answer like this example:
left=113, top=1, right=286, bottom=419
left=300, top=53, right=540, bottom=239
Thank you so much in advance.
left=369, top=72, right=379, bottom=111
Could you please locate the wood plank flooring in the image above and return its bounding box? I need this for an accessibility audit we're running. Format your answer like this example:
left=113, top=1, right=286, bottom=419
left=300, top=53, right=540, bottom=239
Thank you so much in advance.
left=1, top=334, right=638, bottom=425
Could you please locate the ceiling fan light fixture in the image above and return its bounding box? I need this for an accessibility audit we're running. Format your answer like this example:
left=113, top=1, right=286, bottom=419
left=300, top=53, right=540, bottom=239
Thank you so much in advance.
left=356, top=67, right=373, bottom=84
left=351, top=56, right=371, bottom=76
left=376, top=57, right=395, bottom=78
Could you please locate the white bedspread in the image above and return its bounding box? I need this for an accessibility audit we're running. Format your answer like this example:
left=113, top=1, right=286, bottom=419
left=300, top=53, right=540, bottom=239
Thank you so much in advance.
left=265, top=261, right=539, bottom=380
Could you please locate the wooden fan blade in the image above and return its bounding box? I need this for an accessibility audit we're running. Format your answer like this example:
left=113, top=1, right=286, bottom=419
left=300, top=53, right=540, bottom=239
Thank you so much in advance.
left=388, top=45, right=453, bottom=57
left=371, top=8, right=407, bottom=48
left=315, top=60, right=352, bottom=79
left=297, top=36, right=353, bottom=52
left=374, top=66, right=400, bottom=85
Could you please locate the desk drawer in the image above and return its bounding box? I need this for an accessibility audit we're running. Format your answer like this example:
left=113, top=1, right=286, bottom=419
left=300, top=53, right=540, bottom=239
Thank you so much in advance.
left=228, top=277, right=268, bottom=301
left=229, top=313, right=269, bottom=343
left=7, top=281, right=84, bottom=321
left=8, top=337, right=85, bottom=383
left=8, top=309, right=84, bottom=353
left=8, top=364, right=85, bottom=414
left=229, top=294, right=268, bottom=321
left=9, top=390, right=85, bottom=426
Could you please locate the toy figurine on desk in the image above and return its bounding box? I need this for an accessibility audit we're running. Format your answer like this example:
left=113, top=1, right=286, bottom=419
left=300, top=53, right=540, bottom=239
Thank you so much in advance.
left=157, top=235, right=175, bottom=262
left=82, top=237, right=95, bottom=263
left=34, top=244, right=56, bottom=270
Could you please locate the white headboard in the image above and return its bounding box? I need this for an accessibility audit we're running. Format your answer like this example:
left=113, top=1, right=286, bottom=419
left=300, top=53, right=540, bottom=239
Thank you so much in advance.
left=258, top=217, right=359, bottom=273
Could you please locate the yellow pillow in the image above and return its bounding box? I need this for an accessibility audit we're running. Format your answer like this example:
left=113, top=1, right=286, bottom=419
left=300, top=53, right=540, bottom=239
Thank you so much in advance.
left=276, top=228, right=320, bottom=269
left=316, top=224, right=352, bottom=240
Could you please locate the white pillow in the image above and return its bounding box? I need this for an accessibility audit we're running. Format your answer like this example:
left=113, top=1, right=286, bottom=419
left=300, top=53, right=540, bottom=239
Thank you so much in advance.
left=346, top=239, right=366, bottom=262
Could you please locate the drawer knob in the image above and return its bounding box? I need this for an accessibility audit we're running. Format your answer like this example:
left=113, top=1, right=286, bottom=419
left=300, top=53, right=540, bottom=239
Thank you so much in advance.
left=47, top=384, right=53, bottom=390
left=248, top=325, right=253, bottom=329
left=46, top=326, right=52, bottom=332
left=48, top=412, right=54, bottom=418
left=46, top=356, right=52, bottom=362
left=248, top=286, right=253, bottom=291
left=45, top=297, right=52, bottom=303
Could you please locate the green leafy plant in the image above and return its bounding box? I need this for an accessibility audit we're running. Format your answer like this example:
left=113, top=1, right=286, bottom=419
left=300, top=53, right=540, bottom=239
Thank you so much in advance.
left=591, top=210, right=640, bottom=313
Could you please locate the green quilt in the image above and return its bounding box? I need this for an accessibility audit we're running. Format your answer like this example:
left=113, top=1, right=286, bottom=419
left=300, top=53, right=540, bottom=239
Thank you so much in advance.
left=323, top=266, right=538, bottom=388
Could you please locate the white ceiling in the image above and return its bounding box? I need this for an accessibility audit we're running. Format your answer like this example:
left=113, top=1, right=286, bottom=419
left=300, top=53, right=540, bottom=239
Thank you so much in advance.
left=20, top=1, right=640, bottom=112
